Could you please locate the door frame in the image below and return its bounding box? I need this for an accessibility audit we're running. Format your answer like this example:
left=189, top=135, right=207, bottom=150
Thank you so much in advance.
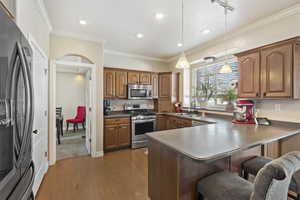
left=49, top=60, right=97, bottom=165
left=28, top=34, right=49, bottom=195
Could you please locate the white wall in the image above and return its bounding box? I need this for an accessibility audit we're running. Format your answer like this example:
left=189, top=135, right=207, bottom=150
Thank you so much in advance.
left=104, top=53, right=169, bottom=72
left=16, top=0, right=50, bottom=56
left=170, top=5, right=300, bottom=123
left=56, top=72, right=86, bottom=128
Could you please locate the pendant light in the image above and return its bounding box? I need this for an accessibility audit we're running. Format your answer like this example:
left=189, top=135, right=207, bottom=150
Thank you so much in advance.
left=219, top=0, right=233, bottom=74
left=176, top=0, right=190, bottom=69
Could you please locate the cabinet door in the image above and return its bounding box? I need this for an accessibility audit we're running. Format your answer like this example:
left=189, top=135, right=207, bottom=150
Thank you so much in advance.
left=159, top=74, right=171, bottom=99
left=128, top=71, right=140, bottom=84
left=104, top=125, right=119, bottom=151
left=118, top=124, right=131, bottom=147
left=261, top=43, right=293, bottom=98
left=157, top=116, right=167, bottom=131
left=104, top=69, right=116, bottom=98
left=158, top=100, right=173, bottom=113
left=140, top=72, right=151, bottom=84
left=115, top=71, right=128, bottom=98
left=238, top=52, right=260, bottom=98
left=151, top=73, right=159, bottom=99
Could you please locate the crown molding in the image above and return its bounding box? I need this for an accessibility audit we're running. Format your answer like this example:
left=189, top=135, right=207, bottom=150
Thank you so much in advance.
left=168, top=3, right=300, bottom=63
left=104, top=49, right=168, bottom=63
left=51, top=30, right=105, bottom=44
left=188, top=3, right=300, bottom=56
left=37, top=0, right=53, bottom=31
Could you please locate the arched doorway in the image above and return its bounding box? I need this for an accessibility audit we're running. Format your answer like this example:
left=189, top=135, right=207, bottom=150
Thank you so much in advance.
left=49, top=54, right=97, bottom=165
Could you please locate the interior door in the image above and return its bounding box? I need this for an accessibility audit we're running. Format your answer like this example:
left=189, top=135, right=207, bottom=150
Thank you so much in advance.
left=85, top=71, right=91, bottom=154
left=30, top=39, right=48, bottom=195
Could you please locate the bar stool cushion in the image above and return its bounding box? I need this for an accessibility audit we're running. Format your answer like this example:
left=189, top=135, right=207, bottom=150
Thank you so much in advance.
left=198, top=171, right=253, bottom=200
left=242, top=156, right=272, bottom=176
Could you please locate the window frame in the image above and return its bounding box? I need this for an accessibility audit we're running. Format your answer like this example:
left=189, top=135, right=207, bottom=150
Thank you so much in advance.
left=191, top=57, right=239, bottom=110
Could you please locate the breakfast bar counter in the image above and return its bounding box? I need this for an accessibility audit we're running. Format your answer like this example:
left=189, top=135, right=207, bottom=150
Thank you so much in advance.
left=146, top=116, right=300, bottom=200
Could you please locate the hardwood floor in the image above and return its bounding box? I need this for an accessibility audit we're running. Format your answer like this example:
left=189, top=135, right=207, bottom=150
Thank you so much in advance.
left=36, top=149, right=149, bottom=200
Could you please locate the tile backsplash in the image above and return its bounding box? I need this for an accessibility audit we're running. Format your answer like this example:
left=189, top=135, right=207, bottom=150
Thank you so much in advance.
left=255, top=99, right=300, bottom=123
left=109, top=99, right=154, bottom=111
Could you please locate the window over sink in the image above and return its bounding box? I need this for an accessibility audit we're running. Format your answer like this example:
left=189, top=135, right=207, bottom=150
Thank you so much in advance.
left=191, top=57, right=239, bottom=109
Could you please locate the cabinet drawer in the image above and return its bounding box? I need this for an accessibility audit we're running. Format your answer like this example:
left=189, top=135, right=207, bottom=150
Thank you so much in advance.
left=104, top=117, right=130, bottom=125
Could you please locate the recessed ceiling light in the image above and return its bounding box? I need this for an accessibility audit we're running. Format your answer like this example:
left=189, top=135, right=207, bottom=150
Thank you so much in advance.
left=177, top=43, right=183, bottom=47
left=202, top=29, right=211, bottom=34
left=155, top=12, right=165, bottom=20
left=136, top=33, right=144, bottom=38
left=80, top=20, right=87, bottom=25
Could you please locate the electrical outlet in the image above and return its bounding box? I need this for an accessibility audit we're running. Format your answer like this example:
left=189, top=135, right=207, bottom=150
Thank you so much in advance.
left=274, top=104, right=281, bottom=112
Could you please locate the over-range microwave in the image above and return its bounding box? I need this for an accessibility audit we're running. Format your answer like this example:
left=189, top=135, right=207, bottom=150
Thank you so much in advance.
left=128, top=84, right=153, bottom=100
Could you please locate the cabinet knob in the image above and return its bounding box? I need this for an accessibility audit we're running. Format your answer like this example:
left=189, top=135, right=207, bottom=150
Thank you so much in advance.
left=256, top=92, right=259, bottom=97
left=263, top=92, right=267, bottom=97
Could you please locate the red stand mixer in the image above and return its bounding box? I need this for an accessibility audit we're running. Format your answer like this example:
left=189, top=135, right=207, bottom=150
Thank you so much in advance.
left=232, top=100, right=256, bottom=124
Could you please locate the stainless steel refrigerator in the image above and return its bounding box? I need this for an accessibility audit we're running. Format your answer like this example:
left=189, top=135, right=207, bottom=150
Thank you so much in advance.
left=0, top=6, right=34, bottom=200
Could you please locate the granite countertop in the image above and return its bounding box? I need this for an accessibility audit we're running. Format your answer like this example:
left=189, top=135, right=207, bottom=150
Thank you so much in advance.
left=147, top=116, right=300, bottom=162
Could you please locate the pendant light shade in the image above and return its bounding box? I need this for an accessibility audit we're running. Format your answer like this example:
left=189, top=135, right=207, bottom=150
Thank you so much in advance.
left=217, top=0, right=233, bottom=74
left=176, top=0, right=190, bottom=69
left=219, top=63, right=232, bottom=73
left=176, top=52, right=190, bottom=69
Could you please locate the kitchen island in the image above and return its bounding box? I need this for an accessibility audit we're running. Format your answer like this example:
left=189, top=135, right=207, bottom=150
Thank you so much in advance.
left=146, top=115, right=300, bottom=200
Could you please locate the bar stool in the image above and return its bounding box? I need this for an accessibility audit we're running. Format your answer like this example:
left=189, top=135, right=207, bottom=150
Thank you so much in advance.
left=197, top=151, right=300, bottom=200
left=241, top=156, right=300, bottom=200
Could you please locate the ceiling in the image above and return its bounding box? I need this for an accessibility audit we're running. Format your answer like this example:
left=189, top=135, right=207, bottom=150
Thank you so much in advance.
left=44, top=0, right=300, bottom=60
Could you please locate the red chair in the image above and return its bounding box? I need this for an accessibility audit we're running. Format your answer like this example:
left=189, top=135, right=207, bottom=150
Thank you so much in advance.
left=66, top=106, right=86, bottom=132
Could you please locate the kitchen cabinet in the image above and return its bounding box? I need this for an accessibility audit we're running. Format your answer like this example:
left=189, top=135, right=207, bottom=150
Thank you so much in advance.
left=151, top=73, right=159, bottom=99
left=158, top=100, right=173, bottom=113
left=0, top=0, right=16, bottom=19
left=238, top=51, right=260, bottom=98
left=140, top=72, right=151, bottom=84
left=263, top=141, right=281, bottom=159
left=104, top=69, right=115, bottom=98
left=104, top=117, right=131, bottom=151
left=128, top=71, right=151, bottom=84
left=166, top=116, right=192, bottom=130
left=159, top=73, right=172, bottom=99
left=235, top=37, right=300, bottom=99
left=104, top=126, right=119, bottom=150
left=115, top=70, right=128, bottom=98
left=156, top=115, right=167, bottom=131
left=261, top=43, right=293, bottom=98
left=128, top=71, right=140, bottom=84
left=158, top=72, right=180, bottom=112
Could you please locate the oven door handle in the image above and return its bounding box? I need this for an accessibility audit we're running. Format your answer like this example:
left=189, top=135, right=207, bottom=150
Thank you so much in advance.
left=133, top=119, right=156, bottom=124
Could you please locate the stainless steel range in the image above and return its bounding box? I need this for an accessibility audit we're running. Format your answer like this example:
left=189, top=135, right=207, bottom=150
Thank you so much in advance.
left=124, top=104, right=156, bottom=149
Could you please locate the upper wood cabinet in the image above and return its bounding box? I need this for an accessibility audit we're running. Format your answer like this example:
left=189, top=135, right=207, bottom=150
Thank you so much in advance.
left=238, top=51, right=260, bottom=98
left=159, top=73, right=172, bottom=99
left=115, top=71, right=128, bottom=98
left=128, top=71, right=140, bottom=84
left=104, top=69, right=115, bottom=98
left=261, top=43, right=293, bottom=98
left=140, top=72, right=151, bottom=84
left=151, top=73, right=159, bottom=99
left=235, top=37, right=300, bottom=99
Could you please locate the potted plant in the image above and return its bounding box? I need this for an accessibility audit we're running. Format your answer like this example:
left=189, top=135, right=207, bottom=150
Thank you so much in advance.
left=222, top=88, right=237, bottom=111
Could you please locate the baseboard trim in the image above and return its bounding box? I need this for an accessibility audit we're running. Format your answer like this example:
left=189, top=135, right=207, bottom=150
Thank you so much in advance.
left=92, top=151, right=104, bottom=158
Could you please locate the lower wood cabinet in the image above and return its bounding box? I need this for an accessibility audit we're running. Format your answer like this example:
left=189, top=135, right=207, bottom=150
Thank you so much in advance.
left=156, top=115, right=167, bottom=131
left=104, top=118, right=131, bottom=151
left=157, top=116, right=192, bottom=131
